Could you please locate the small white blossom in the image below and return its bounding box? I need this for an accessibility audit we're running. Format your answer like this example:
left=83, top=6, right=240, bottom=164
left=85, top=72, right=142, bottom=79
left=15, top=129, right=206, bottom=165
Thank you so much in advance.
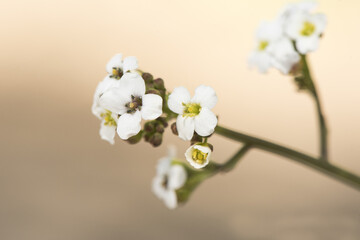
left=185, top=144, right=212, bottom=169
left=152, top=147, right=187, bottom=209
left=92, top=76, right=120, bottom=144
left=278, top=1, right=317, bottom=24
left=106, top=53, right=139, bottom=79
left=168, top=85, right=218, bottom=141
left=285, top=11, right=327, bottom=54
left=249, top=20, right=300, bottom=74
left=99, top=73, right=163, bottom=140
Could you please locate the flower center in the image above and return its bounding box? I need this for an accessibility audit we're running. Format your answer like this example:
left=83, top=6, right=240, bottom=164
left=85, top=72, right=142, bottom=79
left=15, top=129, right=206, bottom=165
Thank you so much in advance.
left=191, top=149, right=208, bottom=165
left=110, top=67, right=123, bottom=79
left=182, top=103, right=201, bottom=117
left=126, top=95, right=142, bottom=113
left=100, top=110, right=117, bottom=126
left=300, top=21, right=316, bottom=36
left=258, top=41, right=269, bottom=51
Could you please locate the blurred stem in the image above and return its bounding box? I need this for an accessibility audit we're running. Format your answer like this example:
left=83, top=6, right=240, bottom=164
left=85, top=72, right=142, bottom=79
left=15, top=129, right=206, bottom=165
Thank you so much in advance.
left=217, top=144, right=252, bottom=172
left=301, top=54, right=328, bottom=162
left=215, top=125, right=360, bottom=191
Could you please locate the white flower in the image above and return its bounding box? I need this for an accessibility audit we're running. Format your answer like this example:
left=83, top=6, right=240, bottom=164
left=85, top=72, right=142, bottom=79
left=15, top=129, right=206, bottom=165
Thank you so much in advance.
left=99, top=72, right=163, bottom=140
left=185, top=144, right=212, bottom=169
left=168, top=85, right=218, bottom=141
left=92, top=76, right=120, bottom=144
left=152, top=147, right=187, bottom=209
left=106, top=53, right=139, bottom=79
left=285, top=11, right=327, bottom=54
left=278, top=1, right=318, bottom=24
left=248, top=20, right=300, bottom=74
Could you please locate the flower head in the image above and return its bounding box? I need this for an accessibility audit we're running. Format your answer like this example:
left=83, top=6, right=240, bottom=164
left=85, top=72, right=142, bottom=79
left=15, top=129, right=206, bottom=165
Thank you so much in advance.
left=106, top=53, right=139, bottom=79
left=185, top=143, right=212, bottom=169
left=168, top=85, right=218, bottom=141
left=249, top=20, right=300, bottom=74
left=99, top=73, right=163, bottom=140
left=285, top=11, right=327, bottom=54
left=152, top=147, right=187, bottom=209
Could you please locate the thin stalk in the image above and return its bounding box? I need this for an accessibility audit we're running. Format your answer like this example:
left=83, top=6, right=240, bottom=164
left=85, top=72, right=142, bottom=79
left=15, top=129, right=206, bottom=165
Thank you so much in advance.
left=215, top=125, right=360, bottom=190
left=301, top=54, right=328, bottom=162
left=218, top=144, right=252, bottom=172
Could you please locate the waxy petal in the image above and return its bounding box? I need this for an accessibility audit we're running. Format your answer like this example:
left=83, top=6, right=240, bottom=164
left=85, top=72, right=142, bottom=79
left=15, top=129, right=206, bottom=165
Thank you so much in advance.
left=194, top=107, right=217, bottom=137
left=106, top=53, right=123, bottom=74
left=191, top=85, right=218, bottom=109
left=141, top=94, right=163, bottom=120
left=119, top=72, right=146, bottom=97
left=168, top=87, right=191, bottom=114
left=296, top=35, right=319, bottom=54
left=167, top=165, right=187, bottom=190
left=176, top=115, right=195, bottom=141
left=123, top=56, right=138, bottom=73
left=99, top=121, right=116, bottom=145
left=116, top=111, right=142, bottom=140
left=99, top=87, right=130, bottom=115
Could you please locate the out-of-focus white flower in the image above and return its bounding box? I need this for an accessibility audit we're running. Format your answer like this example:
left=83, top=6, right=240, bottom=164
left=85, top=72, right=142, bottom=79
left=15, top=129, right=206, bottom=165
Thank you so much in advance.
left=92, top=76, right=120, bottom=144
left=152, top=147, right=187, bottom=209
left=248, top=20, right=300, bottom=74
left=285, top=12, right=327, bottom=54
left=278, top=1, right=317, bottom=24
left=168, top=85, right=218, bottom=141
left=106, top=53, right=139, bottom=79
left=99, top=73, right=163, bottom=140
left=185, top=144, right=212, bottom=169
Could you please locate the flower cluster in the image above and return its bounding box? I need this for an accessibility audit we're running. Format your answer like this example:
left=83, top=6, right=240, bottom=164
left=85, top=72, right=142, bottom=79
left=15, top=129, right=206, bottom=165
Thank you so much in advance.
left=249, top=1, right=326, bottom=74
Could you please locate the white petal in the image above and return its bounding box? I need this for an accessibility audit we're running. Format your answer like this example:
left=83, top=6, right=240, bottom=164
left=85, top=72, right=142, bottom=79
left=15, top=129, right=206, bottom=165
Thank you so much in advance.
left=296, top=36, right=319, bottom=54
left=191, top=85, right=218, bottom=109
left=168, top=87, right=191, bottom=114
left=176, top=115, right=195, bottom=141
left=285, top=13, right=306, bottom=40
left=312, top=13, right=327, bottom=35
left=118, top=72, right=146, bottom=97
left=122, top=56, right=138, bottom=73
left=99, top=87, right=130, bottom=115
left=152, top=176, right=167, bottom=199
left=116, top=111, right=142, bottom=140
left=167, top=165, right=187, bottom=190
left=106, top=53, right=123, bottom=74
left=269, top=38, right=300, bottom=74
left=248, top=51, right=272, bottom=73
left=92, top=76, right=119, bottom=118
left=99, top=121, right=116, bottom=145
left=185, top=145, right=211, bottom=169
left=141, top=94, right=163, bottom=120
left=256, top=20, right=283, bottom=42
left=163, top=190, right=177, bottom=209
left=194, top=108, right=217, bottom=137
left=156, top=157, right=171, bottom=176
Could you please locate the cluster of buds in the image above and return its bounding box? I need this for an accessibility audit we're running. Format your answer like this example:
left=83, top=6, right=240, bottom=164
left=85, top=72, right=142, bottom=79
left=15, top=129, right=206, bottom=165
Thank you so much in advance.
left=143, top=117, right=168, bottom=147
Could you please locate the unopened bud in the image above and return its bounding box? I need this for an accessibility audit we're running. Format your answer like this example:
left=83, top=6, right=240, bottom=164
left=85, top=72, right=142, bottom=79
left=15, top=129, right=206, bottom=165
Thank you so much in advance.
left=156, top=124, right=165, bottom=133
left=153, top=78, right=165, bottom=90
left=146, top=88, right=161, bottom=95
left=142, top=72, right=153, bottom=84
left=127, top=131, right=143, bottom=144
left=144, top=133, right=151, bottom=142
left=171, top=122, right=178, bottom=135
left=144, top=121, right=155, bottom=133
left=150, top=133, right=163, bottom=147
left=157, top=117, right=168, bottom=128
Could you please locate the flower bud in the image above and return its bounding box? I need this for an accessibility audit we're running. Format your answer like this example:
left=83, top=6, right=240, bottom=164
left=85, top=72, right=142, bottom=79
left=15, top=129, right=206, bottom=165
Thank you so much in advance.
left=146, top=88, right=161, bottom=96
left=127, top=131, right=143, bottom=144
left=156, top=124, right=165, bottom=134
left=142, top=72, right=153, bottom=84
left=150, top=132, right=163, bottom=147
left=185, top=143, right=212, bottom=169
left=144, top=121, right=155, bottom=133
left=153, top=78, right=165, bottom=90
left=157, top=117, right=168, bottom=128
left=171, top=122, right=178, bottom=136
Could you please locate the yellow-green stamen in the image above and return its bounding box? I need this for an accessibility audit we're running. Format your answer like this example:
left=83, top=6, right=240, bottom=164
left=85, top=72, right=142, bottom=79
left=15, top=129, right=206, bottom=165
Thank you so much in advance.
left=191, top=149, right=208, bottom=165
left=100, top=110, right=117, bottom=126
left=300, top=21, right=316, bottom=36
left=258, top=41, right=269, bottom=51
left=182, top=103, right=201, bottom=117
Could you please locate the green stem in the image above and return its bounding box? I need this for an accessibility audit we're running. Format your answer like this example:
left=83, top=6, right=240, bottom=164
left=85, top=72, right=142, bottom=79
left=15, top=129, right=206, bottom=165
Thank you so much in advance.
left=215, top=125, right=360, bottom=190
left=301, top=54, right=328, bottom=162
left=218, top=144, right=252, bottom=172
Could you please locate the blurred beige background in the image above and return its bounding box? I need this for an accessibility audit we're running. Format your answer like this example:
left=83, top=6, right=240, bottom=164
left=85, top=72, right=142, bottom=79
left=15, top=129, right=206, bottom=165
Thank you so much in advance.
left=1, top=0, right=360, bottom=239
